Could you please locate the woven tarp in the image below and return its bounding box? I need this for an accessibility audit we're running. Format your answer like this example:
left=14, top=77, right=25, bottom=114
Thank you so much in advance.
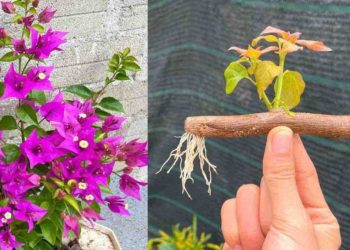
left=149, top=0, right=350, bottom=248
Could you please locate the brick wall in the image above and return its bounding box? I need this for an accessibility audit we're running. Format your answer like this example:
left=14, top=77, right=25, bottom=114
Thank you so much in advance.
left=0, top=0, right=148, bottom=249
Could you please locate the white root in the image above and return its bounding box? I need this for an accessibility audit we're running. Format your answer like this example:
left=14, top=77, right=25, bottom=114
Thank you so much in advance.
left=157, top=133, right=217, bottom=199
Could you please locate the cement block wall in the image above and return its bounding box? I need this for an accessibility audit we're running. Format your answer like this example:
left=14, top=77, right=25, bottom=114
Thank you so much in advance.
left=0, top=0, right=148, bottom=249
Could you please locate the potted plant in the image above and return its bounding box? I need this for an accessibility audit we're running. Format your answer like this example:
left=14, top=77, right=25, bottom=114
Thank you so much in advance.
left=160, top=26, right=349, bottom=198
left=148, top=216, right=222, bottom=250
left=0, top=0, right=147, bottom=249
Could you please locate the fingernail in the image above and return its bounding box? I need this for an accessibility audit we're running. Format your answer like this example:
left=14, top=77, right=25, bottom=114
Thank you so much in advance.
left=271, top=127, right=293, bottom=154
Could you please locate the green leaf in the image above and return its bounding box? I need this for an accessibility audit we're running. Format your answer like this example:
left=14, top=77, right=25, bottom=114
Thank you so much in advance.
left=23, top=27, right=30, bottom=39
left=90, top=202, right=101, bottom=213
left=2, top=144, right=20, bottom=163
left=23, top=125, right=45, bottom=138
left=159, top=243, right=178, bottom=250
left=99, top=97, right=124, bottom=112
left=115, top=73, right=130, bottom=81
left=28, top=7, right=37, bottom=14
left=16, top=104, right=38, bottom=125
left=111, top=54, right=120, bottom=65
left=66, top=85, right=94, bottom=99
left=224, top=62, right=248, bottom=94
left=99, top=185, right=113, bottom=194
left=13, top=0, right=26, bottom=7
left=0, top=52, right=20, bottom=62
left=28, top=91, right=46, bottom=105
left=123, top=62, right=141, bottom=72
left=122, top=48, right=131, bottom=57
left=40, top=220, right=57, bottom=245
left=95, top=108, right=111, bottom=119
left=254, top=60, right=280, bottom=99
left=63, top=195, right=80, bottom=213
left=0, top=115, right=17, bottom=130
left=0, top=81, right=4, bottom=97
left=32, top=23, right=45, bottom=33
left=34, top=240, right=54, bottom=250
left=275, top=70, right=305, bottom=110
left=0, top=198, right=9, bottom=207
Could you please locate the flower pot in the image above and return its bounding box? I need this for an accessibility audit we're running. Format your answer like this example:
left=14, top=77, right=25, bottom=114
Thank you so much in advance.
left=61, top=221, right=122, bottom=250
left=78, top=221, right=122, bottom=250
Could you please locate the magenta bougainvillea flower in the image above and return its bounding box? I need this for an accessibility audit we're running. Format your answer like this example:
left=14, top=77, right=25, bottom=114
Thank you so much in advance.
left=12, top=38, right=26, bottom=54
left=63, top=214, right=79, bottom=237
left=2, top=64, right=31, bottom=99
left=81, top=208, right=104, bottom=226
left=40, top=92, right=65, bottom=122
left=26, top=65, right=54, bottom=91
left=116, top=140, right=148, bottom=167
left=0, top=27, right=6, bottom=39
left=1, top=1, right=14, bottom=14
left=105, top=196, right=130, bottom=216
left=0, top=228, right=23, bottom=250
left=102, top=115, right=126, bottom=133
left=27, top=27, right=68, bottom=59
left=38, top=6, right=56, bottom=24
left=21, top=15, right=35, bottom=27
left=13, top=201, right=47, bottom=232
left=119, top=174, right=147, bottom=200
left=0, top=207, right=13, bottom=227
left=21, top=130, right=65, bottom=168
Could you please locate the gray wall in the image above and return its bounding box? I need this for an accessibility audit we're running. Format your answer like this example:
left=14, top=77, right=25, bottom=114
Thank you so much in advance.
left=0, top=0, right=148, bottom=249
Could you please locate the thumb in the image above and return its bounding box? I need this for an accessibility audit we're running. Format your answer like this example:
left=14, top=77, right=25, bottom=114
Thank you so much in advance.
left=263, top=126, right=306, bottom=225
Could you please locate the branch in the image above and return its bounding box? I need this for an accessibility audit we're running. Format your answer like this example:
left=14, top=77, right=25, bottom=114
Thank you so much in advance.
left=185, top=111, right=350, bottom=138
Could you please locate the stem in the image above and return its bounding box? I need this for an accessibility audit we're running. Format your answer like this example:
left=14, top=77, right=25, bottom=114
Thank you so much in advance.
left=22, top=57, right=32, bottom=74
left=247, top=77, right=272, bottom=110
left=273, top=52, right=286, bottom=109
left=185, top=113, right=350, bottom=138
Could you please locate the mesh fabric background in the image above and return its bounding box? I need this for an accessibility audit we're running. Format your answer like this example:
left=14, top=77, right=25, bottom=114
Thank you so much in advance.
left=149, top=0, right=350, bottom=248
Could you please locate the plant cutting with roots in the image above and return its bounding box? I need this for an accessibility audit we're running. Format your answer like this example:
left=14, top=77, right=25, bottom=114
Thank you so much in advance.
left=0, top=0, right=147, bottom=249
left=159, top=26, right=350, bottom=199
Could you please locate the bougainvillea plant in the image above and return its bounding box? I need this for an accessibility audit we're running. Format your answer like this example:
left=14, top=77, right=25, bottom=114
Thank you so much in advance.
left=0, top=1, right=147, bottom=249
left=225, top=26, right=331, bottom=113
left=160, top=26, right=350, bottom=198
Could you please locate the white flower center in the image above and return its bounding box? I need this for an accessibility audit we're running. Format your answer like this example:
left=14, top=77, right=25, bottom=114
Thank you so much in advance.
left=85, top=194, right=94, bottom=201
left=79, top=113, right=87, bottom=119
left=78, top=182, right=87, bottom=190
left=4, top=212, right=11, bottom=220
left=79, top=140, right=89, bottom=149
left=73, top=136, right=79, bottom=142
left=38, top=72, right=46, bottom=80
left=1, top=218, right=7, bottom=223
left=125, top=204, right=128, bottom=210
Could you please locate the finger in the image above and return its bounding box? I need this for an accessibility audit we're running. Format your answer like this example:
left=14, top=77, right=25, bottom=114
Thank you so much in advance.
left=263, top=126, right=306, bottom=224
left=223, top=242, right=243, bottom=250
left=236, top=184, right=265, bottom=250
left=293, top=134, right=330, bottom=209
left=259, top=178, right=272, bottom=235
left=221, top=198, right=240, bottom=247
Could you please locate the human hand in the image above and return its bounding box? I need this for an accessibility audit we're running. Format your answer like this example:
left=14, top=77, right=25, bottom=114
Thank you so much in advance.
left=221, top=126, right=341, bottom=250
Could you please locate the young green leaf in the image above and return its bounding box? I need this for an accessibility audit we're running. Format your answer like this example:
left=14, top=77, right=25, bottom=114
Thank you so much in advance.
left=275, top=70, right=305, bottom=110
left=99, top=97, right=124, bottom=112
left=16, top=104, right=38, bottom=125
left=0, top=52, right=20, bottom=62
left=0, top=81, right=4, bottom=97
left=0, top=115, right=17, bottom=130
left=66, top=85, right=94, bottom=100
left=224, top=62, right=248, bottom=94
left=32, top=24, right=45, bottom=34
left=2, top=144, right=20, bottom=163
left=63, top=195, right=80, bottom=213
left=254, top=60, right=280, bottom=99
left=123, top=62, right=141, bottom=72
